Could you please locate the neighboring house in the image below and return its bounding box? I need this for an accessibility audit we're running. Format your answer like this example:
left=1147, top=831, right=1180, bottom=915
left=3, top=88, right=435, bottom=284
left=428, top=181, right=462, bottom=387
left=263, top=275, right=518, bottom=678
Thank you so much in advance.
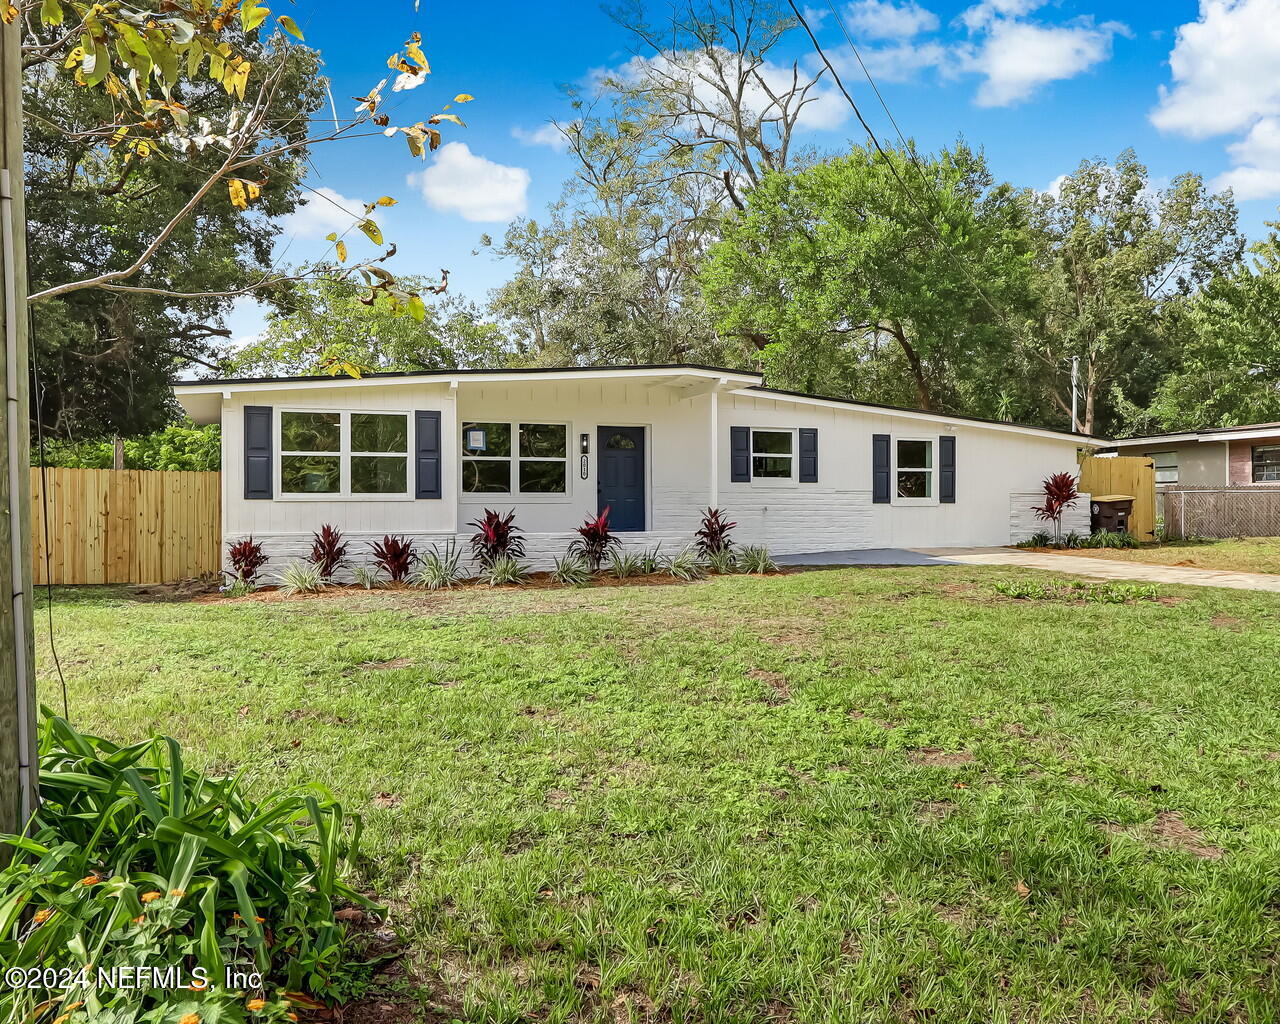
left=172, top=364, right=1096, bottom=570
left=1106, top=423, right=1280, bottom=489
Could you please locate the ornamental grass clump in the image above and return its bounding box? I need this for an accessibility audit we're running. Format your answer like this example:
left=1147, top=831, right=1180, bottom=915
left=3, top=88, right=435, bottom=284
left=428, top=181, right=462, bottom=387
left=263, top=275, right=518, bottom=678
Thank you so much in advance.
left=0, top=715, right=380, bottom=1023
left=551, top=553, right=593, bottom=586
left=663, top=545, right=706, bottom=581
left=737, top=546, right=778, bottom=574
left=278, top=559, right=325, bottom=595
left=480, top=554, right=527, bottom=586
left=410, top=539, right=468, bottom=590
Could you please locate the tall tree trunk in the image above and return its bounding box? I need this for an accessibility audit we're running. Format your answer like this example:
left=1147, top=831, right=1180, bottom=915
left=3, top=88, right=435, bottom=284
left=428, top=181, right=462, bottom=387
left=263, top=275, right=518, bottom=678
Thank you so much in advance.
left=891, top=322, right=932, bottom=411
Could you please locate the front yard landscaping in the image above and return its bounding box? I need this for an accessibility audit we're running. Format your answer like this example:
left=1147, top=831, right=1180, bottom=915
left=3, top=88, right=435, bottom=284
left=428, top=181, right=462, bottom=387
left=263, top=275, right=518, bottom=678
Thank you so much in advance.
left=35, top=566, right=1280, bottom=1023
left=1060, top=536, right=1280, bottom=575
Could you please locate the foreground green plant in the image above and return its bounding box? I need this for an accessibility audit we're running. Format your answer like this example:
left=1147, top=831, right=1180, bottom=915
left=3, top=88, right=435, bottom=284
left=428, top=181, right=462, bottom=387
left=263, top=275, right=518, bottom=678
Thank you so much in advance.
left=551, top=553, right=593, bottom=586
left=480, top=555, right=527, bottom=586
left=993, top=579, right=1159, bottom=603
left=607, top=550, right=645, bottom=579
left=277, top=560, right=326, bottom=596
left=0, top=716, right=379, bottom=1023
left=351, top=565, right=384, bottom=590
left=663, top=546, right=705, bottom=581
left=737, top=546, right=778, bottom=574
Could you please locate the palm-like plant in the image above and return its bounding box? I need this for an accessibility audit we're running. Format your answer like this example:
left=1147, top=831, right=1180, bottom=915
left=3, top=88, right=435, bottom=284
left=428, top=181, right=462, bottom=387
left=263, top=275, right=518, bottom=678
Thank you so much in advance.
left=309, top=524, right=348, bottom=580
left=695, top=507, right=737, bottom=556
left=1032, top=472, right=1080, bottom=547
left=369, top=535, right=415, bottom=581
left=568, top=506, right=619, bottom=570
left=467, top=509, right=525, bottom=567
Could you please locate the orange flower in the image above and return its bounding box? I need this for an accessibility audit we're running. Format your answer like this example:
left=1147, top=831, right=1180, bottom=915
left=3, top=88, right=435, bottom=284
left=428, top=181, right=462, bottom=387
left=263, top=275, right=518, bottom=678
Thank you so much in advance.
left=33, top=908, right=53, bottom=925
left=189, top=978, right=209, bottom=991
left=254, top=916, right=265, bottom=923
left=133, top=915, right=145, bottom=925
left=179, top=1013, right=201, bottom=1024
left=80, top=875, right=100, bottom=886
left=140, top=891, right=163, bottom=903
left=287, top=1015, right=298, bottom=1021
left=170, top=888, right=186, bottom=899
left=246, top=998, right=266, bottom=1012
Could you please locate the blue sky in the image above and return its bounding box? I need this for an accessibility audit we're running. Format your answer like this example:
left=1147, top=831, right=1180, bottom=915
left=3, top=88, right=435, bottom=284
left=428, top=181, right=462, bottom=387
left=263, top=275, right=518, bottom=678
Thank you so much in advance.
left=226, top=0, right=1280, bottom=344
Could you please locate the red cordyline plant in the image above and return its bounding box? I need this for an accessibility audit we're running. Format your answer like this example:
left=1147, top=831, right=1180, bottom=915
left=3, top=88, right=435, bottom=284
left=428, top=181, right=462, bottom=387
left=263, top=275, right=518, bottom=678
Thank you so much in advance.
left=568, top=506, right=619, bottom=570
left=310, top=524, right=348, bottom=579
left=467, top=509, right=526, bottom=567
left=1032, top=472, right=1080, bottom=547
left=226, top=537, right=267, bottom=585
left=370, top=535, right=416, bottom=582
left=695, top=507, right=737, bottom=556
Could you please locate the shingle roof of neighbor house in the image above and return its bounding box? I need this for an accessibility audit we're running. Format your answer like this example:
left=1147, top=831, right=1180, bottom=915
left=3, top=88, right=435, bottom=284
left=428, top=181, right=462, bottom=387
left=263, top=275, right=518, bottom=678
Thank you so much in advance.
left=172, top=362, right=1104, bottom=444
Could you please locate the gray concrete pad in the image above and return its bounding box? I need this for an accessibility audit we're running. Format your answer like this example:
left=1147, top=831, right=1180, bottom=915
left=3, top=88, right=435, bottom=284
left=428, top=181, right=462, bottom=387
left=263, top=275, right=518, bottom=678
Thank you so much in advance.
left=777, top=548, right=962, bottom=566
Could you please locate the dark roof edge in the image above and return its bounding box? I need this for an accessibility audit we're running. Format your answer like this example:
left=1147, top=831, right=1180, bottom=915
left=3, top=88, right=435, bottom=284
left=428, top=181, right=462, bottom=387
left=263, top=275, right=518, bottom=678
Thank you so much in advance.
left=746, top=385, right=1099, bottom=442
left=173, top=362, right=763, bottom=387
left=1113, top=422, right=1280, bottom=442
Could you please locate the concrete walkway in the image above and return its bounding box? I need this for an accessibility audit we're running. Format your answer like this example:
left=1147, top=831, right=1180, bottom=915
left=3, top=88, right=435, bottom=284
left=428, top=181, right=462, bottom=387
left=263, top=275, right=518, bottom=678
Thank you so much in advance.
left=921, top=548, right=1280, bottom=593
left=777, top=546, right=1280, bottom=593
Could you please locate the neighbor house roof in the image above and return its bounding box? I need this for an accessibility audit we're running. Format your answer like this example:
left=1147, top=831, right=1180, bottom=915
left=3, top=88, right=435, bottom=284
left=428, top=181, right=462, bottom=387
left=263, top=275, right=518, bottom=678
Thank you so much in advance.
left=1110, top=422, right=1280, bottom=447
left=172, top=363, right=1104, bottom=445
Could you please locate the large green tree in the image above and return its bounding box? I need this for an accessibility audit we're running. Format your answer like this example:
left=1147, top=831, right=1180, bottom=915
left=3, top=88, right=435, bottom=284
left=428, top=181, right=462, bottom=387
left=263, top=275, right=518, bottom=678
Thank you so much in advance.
left=1022, top=150, right=1243, bottom=435
left=225, top=278, right=508, bottom=377
left=699, top=142, right=1035, bottom=413
left=1144, top=222, right=1280, bottom=430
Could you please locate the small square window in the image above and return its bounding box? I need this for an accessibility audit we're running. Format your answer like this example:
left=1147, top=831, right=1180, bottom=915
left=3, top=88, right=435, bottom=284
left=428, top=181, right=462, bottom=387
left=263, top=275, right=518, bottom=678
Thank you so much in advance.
left=1253, top=446, right=1280, bottom=483
left=751, top=430, right=794, bottom=480
left=1149, top=451, right=1179, bottom=485
left=896, top=439, right=934, bottom=500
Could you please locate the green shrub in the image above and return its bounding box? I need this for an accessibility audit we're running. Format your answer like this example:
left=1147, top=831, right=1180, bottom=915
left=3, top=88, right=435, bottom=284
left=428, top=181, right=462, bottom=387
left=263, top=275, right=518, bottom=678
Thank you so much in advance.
left=37, top=423, right=222, bottom=471
left=1016, top=530, right=1053, bottom=548
left=277, top=560, right=326, bottom=596
left=410, top=539, right=468, bottom=590
left=0, top=716, right=379, bottom=1023
left=551, top=553, right=593, bottom=586
left=737, top=546, right=778, bottom=574
left=1077, top=530, right=1140, bottom=549
left=636, top=546, right=663, bottom=575
left=481, top=555, right=527, bottom=586
left=993, top=579, right=1158, bottom=603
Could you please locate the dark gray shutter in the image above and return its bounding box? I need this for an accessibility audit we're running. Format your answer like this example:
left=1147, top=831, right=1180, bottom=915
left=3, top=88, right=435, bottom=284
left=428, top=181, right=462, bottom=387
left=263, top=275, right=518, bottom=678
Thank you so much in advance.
left=939, top=435, right=956, bottom=503
left=415, top=410, right=442, bottom=499
left=798, top=428, right=818, bottom=482
left=872, top=433, right=891, bottom=504
left=730, top=426, right=751, bottom=482
left=244, top=405, right=272, bottom=500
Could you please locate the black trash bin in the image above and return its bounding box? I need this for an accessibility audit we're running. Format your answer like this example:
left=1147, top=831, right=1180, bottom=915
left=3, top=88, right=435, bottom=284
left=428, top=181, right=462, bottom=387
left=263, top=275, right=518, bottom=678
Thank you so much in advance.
left=1090, top=494, right=1135, bottom=534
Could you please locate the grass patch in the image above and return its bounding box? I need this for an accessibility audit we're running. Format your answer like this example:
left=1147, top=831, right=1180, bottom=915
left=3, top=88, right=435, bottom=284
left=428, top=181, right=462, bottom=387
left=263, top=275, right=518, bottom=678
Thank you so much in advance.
left=34, top=566, right=1280, bottom=1022
left=1064, top=536, right=1280, bottom=574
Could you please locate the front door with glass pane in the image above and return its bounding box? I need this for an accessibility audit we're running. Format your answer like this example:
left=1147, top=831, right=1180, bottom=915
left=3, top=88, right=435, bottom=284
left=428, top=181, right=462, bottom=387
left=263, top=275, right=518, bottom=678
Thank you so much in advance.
left=597, top=426, right=645, bottom=531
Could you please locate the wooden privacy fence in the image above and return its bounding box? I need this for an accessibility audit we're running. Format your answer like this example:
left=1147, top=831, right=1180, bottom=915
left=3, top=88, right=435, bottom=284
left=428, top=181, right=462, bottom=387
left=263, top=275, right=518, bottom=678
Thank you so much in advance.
left=29, top=468, right=221, bottom=585
left=1078, top=456, right=1157, bottom=540
left=1163, top=485, right=1280, bottom=540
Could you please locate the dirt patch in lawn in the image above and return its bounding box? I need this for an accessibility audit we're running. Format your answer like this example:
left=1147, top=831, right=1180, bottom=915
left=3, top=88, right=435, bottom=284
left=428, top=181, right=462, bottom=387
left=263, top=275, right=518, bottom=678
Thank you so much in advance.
left=1099, top=812, right=1224, bottom=860
left=908, top=748, right=976, bottom=767
left=748, top=668, right=791, bottom=702
left=129, top=578, right=221, bottom=602
left=1210, top=615, right=1245, bottom=630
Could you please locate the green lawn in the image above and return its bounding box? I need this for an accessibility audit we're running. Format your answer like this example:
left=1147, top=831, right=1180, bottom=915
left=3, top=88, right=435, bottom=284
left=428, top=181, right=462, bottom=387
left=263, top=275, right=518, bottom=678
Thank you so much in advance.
left=34, top=568, right=1280, bottom=1023
left=1064, top=536, right=1280, bottom=574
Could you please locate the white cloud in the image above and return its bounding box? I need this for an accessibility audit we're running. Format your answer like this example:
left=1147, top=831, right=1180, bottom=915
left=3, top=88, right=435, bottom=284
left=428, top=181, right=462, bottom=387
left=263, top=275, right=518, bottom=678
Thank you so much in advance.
left=281, top=186, right=369, bottom=240
left=1151, top=0, right=1280, bottom=140
left=1042, top=173, right=1068, bottom=197
left=958, top=0, right=1043, bottom=32
left=511, top=122, right=570, bottom=152
left=851, top=40, right=948, bottom=82
left=844, top=0, right=939, bottom=40
left=801, top=6, right=830, bottom=28
left=407, top=142, right=530, bottom=222
left=960, top=17, right=1126, bottom=107
left=1211, top=117, right=1280, bottom=198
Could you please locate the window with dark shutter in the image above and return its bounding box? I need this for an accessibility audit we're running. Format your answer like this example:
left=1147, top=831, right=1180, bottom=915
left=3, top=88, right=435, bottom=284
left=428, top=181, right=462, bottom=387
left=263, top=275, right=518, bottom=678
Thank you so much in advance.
left=872, top=434, right=891, bottom=503
left=415, top=410, right=442, bottom=499
left=730, top=426, right=751, bottom=482
left=798, top=428, right=818, bottom=482
left=244, top=406, right=273, bottom=500
left=939, top=435, right=956, bottom=503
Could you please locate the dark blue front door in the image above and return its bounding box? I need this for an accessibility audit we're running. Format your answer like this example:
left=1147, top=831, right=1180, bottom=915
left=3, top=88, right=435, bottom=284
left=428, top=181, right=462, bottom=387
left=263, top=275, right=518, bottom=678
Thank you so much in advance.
left=598, top=426, right=645, bottom=531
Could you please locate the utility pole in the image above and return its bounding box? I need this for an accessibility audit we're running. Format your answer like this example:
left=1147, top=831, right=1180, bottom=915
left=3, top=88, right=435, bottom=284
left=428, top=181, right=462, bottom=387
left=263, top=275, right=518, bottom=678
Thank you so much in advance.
left=1070, top=355, right=1080, bottom=434
left=1, top=14, right=38, bottom=839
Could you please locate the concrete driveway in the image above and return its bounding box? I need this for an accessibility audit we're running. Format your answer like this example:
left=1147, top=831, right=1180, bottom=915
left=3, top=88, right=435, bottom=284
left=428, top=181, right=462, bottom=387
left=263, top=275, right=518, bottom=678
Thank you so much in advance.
left=778, top=546, right=1280, bottom=593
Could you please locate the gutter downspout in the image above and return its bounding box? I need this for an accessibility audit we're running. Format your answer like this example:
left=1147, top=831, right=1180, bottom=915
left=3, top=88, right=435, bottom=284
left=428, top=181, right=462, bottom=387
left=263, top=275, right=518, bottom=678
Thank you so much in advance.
left=1, top=168, right=34, bottom=827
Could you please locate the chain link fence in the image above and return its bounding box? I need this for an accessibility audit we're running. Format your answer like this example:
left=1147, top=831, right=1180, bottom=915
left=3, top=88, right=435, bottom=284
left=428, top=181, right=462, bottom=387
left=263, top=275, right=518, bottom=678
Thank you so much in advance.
left=1162, top=486, right=1280, bottom=540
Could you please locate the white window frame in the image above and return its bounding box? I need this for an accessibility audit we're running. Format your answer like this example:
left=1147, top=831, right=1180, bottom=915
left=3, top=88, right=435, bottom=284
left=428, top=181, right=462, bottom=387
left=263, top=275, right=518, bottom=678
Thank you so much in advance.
left=749, top=427, right=798, bottom=487
left=1148, top=450, right=1179, bottom=486
left=460, top=420, right=571, bottom=498
left=893, top=436, right=937, bottom=505
left=276, top=409, right=413, bottom=501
